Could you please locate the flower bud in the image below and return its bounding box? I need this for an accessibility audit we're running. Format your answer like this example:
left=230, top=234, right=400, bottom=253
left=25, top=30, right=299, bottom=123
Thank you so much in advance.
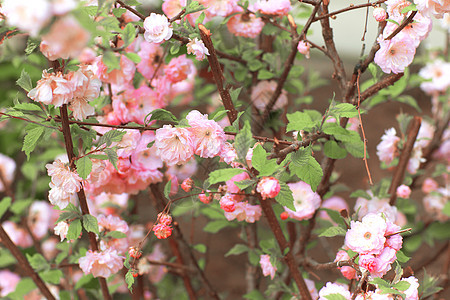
left=373, top=7, right=387, bottom=22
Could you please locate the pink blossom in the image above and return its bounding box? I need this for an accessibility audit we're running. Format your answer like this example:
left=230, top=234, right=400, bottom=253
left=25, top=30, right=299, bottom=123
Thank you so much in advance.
left=0, top=270, right=20, bottom=297
left=0, top=153, right=15, bottom=192
left=297, top=40, right=311, bottom=58
left=219, top=142, right=238, bottom=165
left=384, top=11, right=432, bottom=48
left=40, top=16, right=90, bottom=60
left=386, top=0, right=411, bottom=20
left=345, top=213, right=387, bottom=255
left=416, top=120, right=435, bottom=149
left=143, top=13, right=173, bottom=43
left=359, top=254, right=379, bottom=273
left=154, top=125, right=195, bottom=166
left=46, top=159, right=82, bottom=194
left=28, top=201, right=52, bottom=239
left=1, top=221, right=33, bottom=248
left=402, top=276, right=420, bottom=300
left=319, top=196, right=349, bottom=223
left=423, top=188, right=449, bottom=222
left=93, top=54, right=135, bottom=87
left=227, top=9, right=264, bottom=39
left=181, top=178, right=194, bottom=192
left=54, top=221, right=69, bottom=242
left=42, top=237, right=59, bottom=260
left=374, top=34, right=416, bottom=74
left=385, top=221, right=403, bottom=251
left=414, top=0, right=450, bottom=19
left=422, top=177, right=438, bottom=193
left=318, top=282, right=351, bottom=300
left=167, top=159, right=198, bottom=182
left=158, top=213, right=172, bottom=226
left=98, top=214, right=129, bottom=234
left=220, top=194, right=236, bottom=212
left=48, top=182, right=78, bottom=209
left=186, top=110, right=227, bottom=158
left=2, top=0, right=52, bottom=36
left=259, top=254, right=277, bottom=279
left=28, top=70, right=73, bottom=107
left=68, top=65, right=101, bottom=120
left=199, top=191, right=213, bottom=204
left=373, top=7, right=387, bottom=22
left=187, top=38, right=210, bottom=61
left=79, top=248, right=124, bottom=278
left=251, top=80, right=288, bottom=112
left=164, top=55, right=194, bottom=83
left=153, top=223, right=173, bottom=239
left=335, top=250, right=356, bottom=280
left=202, top=0, right=238, bottom=18
left=284, top=181, right=321, bottom=221
left=224, top=201, right=262, bottom=223
left=419, top=59, right=450, bottom=94
left=136, top=41, right=165, bottom=80
left=257, top=177, right=281, bottom=199
left=396, top=184, right=411, bottom=198
left=138, top=244, right=167, bottom=282
left=370, top=247, right=397, bottom=277
left=226, top=171, right=250, bottom=200
left=255, top=0, right=292, bottom=16
left=407, top=147, right=425, bottom=174
left=376, top=128, right=400, bottom=165
left=305, top=278, right=319, bottom=299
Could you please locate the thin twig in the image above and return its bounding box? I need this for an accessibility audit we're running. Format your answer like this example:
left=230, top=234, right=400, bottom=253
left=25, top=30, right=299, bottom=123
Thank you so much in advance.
left=313, top=1, right=386, bottom=22
left=385, top=11, right=417, bottom=40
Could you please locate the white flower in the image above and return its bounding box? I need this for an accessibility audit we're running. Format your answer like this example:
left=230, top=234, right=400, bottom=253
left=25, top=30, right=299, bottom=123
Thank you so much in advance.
left=54, top=222, right=69, bottom=241
left=187, top=38, right=210, bottom=61
left=143, top=13, right=173, bottom=43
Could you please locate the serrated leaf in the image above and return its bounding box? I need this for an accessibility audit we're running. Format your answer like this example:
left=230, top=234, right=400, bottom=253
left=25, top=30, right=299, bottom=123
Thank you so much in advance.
left=235, top=121, right=254, bottom=160
left=229, top=87, right=242, bottom=102
left=75, top=156, right=92, bottom=180
left=145, top=108, right=178, bottom=124
left=330, top=103, right=358, bottom=118
left=55, top=211, right=80, bottom=224
left=26, top=253, right=49, bottom=272
left=14, top=103, right=42, bottom=111
left=164, top=180, right=172, bottom=198
left=323, top=140, right=347, bottom=159
left=321, top=208, right=346, bottom=227
left=275, top=182, right=295, bottom=211
left=225, top=244, right=248, bottom=257
left=122, top=23, right=136, bottom=47
left=371, top=277, right=390, bottom=288
left=396, top=249, right=410, bottom=263
left=291, top=148, right=323, bottom=191
left=22, top=126, right=44, bottom=160
left=125, top=270, right=135, bottom=292
left=319, top=226, right=347, bottom=237
left=39, top=269, right=63, bottom=285
left=252, top=144, right=279, bottom=176
left=98, top=130, right=126, bottom=146
left=16, top=69, right=32, bottom=92
left=286, top=111, right=313, bottom=132
left=393, top=281, right=411, bottom=291
left=82, top=214, right=99, bottom=234
left=0, top=197, right=12, bottom=219
left=234, top=179, right=255, bottom=190
left=208, top=168, right=245, bottom=185
left=104, top=148, right=119, bottom=170
left=67, top=219, right=82, bottom=240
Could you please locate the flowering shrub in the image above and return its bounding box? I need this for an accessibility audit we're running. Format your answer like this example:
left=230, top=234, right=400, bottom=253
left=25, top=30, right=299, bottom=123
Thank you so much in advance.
left=0, top=0, right=448, bottom=299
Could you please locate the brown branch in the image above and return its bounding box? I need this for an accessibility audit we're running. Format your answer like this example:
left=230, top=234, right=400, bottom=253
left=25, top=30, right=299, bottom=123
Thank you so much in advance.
left=258, top=195, right=312, bottom=300
left=167, top=238, right=197, bottom=300
left=59, top=105, right=111, bottom=300
left=354, top=72, right=404, bottom=104
left=0, top=225, right=56, bottom=300
left=116, top=0, right=145, bottom=20
left=199, top=24, right=238, bottom=125
left=385, top=11, right=417, bottom=40
left=388, top=116, right=422, bottom=205
left=267, top=132, right=328, bottom=161
left=0, top=111, right=59, bottom=130
left=313, top=1, right=387, bottom=22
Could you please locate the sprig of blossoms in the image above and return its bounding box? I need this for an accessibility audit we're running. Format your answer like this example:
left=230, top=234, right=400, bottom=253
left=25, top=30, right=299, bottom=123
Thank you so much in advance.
left=45, top=159, right=82, bottom=209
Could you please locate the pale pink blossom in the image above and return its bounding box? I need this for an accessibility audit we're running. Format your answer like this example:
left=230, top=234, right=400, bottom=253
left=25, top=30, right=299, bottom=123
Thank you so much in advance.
left=42, top=237, right=59, bottom=260
left=164, top=55, right=194, bottom=83
left=48, top=182, right=78, bottom=209
left=318, top=282, right=351, bottom=300
left=254, top=0, right=292, bottom=16
left=386, top=0, right=411, bottom=20
left=414, top=0, right=450, bottom=18
left=203, top=0, right=238, bottom=17
left=199, top=191, right=213, bottom=204
left=1, top=221, right=33, bottom=248
left=373, top=7, right=387, bottom=22
left=415, top=120, right=435, bottom=149
left=40, top=16, right=90, bottom=60
left=419, top=59, right=450, bottom=94
left=422, top=177, right=438, bottom=193
left=370, top=247, right=397, bottom=277
left=355, top=195, right=401, bottom=225
left=402, top=276, right=420, bottom=300
left=0, top=270, right=20, bottom=297
left=423, top=187, right=449, bottom=222
left=257, top=177, right=281, bottom=199
left=136, top=41, right=165, bottom=80
left=143, top=13, right=173, bottom=43
left=154, top=125, right=195, bottom=166
left=374, top=34, right=416, bottom=74
left=98, top=214, right=129, bottom=234
left=79, top=248, right=124, bottom=278
left=396, top=184, right=411, bottom=198
left=28, top=70, right=73, bottom=107
left=227, top=9, right=265, bottom=39
left=305, top=278, right=319, bottom=300
left=335, top=250, right=356, bottom=280
left=376, top=128, right=400, bottom=165
left=220, top=194, right=236, bottom=212
left=407, top=147, right=425, bottom=174
left=319, top=196, right=349, bottom=222
left=0, top=153, right=15, bottom=192
left=224, top=201, right=262, bottom=223
left=68, top=65, right=101, bottom=120
left=345, top=213, right=387, bottom=255
left=297, top=40, right=311, bottom=58
left=226, top=171, right=250, bottom=200
left=27, top=201, right=52, bottom=239
left=385, top=221, right=403, bottom=251
left=187, top=38, right=210, bottom=61
left=284, top=181, right=321, bottom=221
left=51, top=0, right=77, bottom=15
left=167, top=159, right=198, bottom=182
left=78, top=48, right=97, bottom=64
left=93, top=54, right=135, bottom=87
left=219, top=142, right=238, bottom=164
left=2, top=0, right=52, bottom=36
left=54, top=221, right=69, bottom=242
left=46, top=159, right=82, bottom=194
left=251, top=80, right=288, bottom=112
left=385, top=12, right=432, bottom=48
left=259, top=254, right=277, bottom=279
left=138, top=244, right=167, bottom=282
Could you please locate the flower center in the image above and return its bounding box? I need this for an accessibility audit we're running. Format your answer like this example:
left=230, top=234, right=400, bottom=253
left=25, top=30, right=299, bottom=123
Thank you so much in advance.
left=364, top=232, right=372, bottom=239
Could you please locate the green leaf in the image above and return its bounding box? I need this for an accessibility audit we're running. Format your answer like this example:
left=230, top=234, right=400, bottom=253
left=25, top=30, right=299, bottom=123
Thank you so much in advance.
left=324, top=294, right=348, bottom=300
left=319, top=226, right=347, bottom=237
left=234, top=179, right=255, bottom=190
left=243, top=290, right=266, bottom=300
left=225, top=244, right=249, bottom=257
left=10, top=199, right=32, bottom=215
left=248, top=60, right=264, bottom=71
left=321, top=208, right=346, bottom=227
left=22, top=125, right=44, bottom=160
left=55, top=211, right=80, bottom=224
left=102, top=51, right=121, bottom=73
left=67, top=219, right=82, bottom=240
left=252, top=144, right=279, bottom=176
left=208, top=168, right=245, bottom=185
left=16, top=69, right=33, bottom=92
left=393, top=281, right=411, bottom=291
left=0, top=197, right=12, bottom=219
left=74, top=274, right=94, bottom=290
left=426, top=222, right=450, bottom=240
left=98, top=130, right=126, bottom=146
left=274, top=182, right=295, bottom=211
left=6, top=278, right=36, bottom=299
left=443, top=201, right=450, bottom=217
left=203, top=220, right=230, bottom=233
left=75, top=156, right=92, bottom=180
left=145, top=108, right=178, bottom=124
left=291, top=148, right=323, bottom=192
left=112, top=7, right=127, bottom=17
left=235, top=120, right=254, bottom=160
left=229, top=87, right=242, bottom=103
left=330, top=103, right=358, bottom=118
left=192, top=244, right=207, bottom=253
left=26, top=253, right=49, bottom=272
left=124, top=52, right=141, bottom=63
left=401, top=3, right=416, bottom=14
left=371, top=277, right=390, bottom=288
left=396, top=249, right=410, bottom=263
left=39, top=269, right=63, bottom=285
left=170, top=42, right=180, bottom=55
left=164, top=179, right=172, bottom=198
left=82, top=214, right=99, bottom=234
left=125, top=270, right=135, bottom=292
left=286, top=111, right=313, bottom=132
left=105, top=231, right=127, bottom=239
left=121, top=23, right=136, bottom=47
left=323, top=140, right=347, bottom=159
left=14, top=103, right=42, bottom=111
left=257, top=69, right=274, bottom=80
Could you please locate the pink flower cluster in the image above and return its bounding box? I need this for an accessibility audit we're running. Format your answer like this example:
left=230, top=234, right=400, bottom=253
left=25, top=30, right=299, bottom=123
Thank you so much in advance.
left=45, top=159, right=82, bottom=209
left=256, top=177, right=281, bottom=199
left=153, top=213, right=173, bottom=239
left=345, top=213, right=403, bottom=277
left=422, top=177, right=449, bottom=222
left=318, top=282, right=351, bottom=300
left=79, top=248, right=125, bottom=278
left=259, top=254, right=277, bottom=279
left=419, top=59, right=450, bottom=95
left=354, top=194, right=406, bottom=226
left=355, top=276, right=419, bottom=300
left=98, top=214, right=129, bottom=253
left=283, top=181, right=321, bottom=221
